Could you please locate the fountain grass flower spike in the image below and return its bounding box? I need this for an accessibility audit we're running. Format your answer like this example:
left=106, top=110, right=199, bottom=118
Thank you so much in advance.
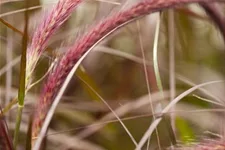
left=26, top=0, right=82, bottom=87
left=12, top=0, right=82, bottom=148
left=32, top=0, right=225, bottom=141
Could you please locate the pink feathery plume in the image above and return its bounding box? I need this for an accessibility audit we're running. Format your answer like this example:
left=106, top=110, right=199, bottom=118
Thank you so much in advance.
left=26, top=0, right=82, bottom=85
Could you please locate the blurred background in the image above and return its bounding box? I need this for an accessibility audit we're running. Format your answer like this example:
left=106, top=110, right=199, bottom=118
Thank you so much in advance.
left=0, top=0, right=225, bottom=149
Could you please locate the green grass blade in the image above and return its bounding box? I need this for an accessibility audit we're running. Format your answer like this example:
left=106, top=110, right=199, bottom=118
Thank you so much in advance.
left=13, top=0, right=29, bottom=149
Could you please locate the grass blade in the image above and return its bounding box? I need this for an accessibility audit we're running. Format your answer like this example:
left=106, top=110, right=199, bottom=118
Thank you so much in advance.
left=13, top=0, right=29, bottom=148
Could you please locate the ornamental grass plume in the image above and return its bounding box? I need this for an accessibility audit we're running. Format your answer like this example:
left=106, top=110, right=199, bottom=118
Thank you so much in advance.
left=11, top=0, right=82, bottom=148
left=26, top=0, right=82, bottom=87
left=0, top=111, right=12, bottom=150
left=172, top=139, right=225, bottom=150
left=200, top=2, right=225, bottom=40
left=32, top=0, right=225, bottom=143
left=193, top=139, right=225, bottom=150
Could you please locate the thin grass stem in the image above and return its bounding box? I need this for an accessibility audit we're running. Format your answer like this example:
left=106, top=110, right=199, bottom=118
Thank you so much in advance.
left=168, top=8, right=176, bottom=139
left=13, top=1, right=28, bottom=148
left=135, top=80, right=225, bottom=150
left=136, top=19, right=162, bottom=150
left=13, top=105, right=23, bottom=149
